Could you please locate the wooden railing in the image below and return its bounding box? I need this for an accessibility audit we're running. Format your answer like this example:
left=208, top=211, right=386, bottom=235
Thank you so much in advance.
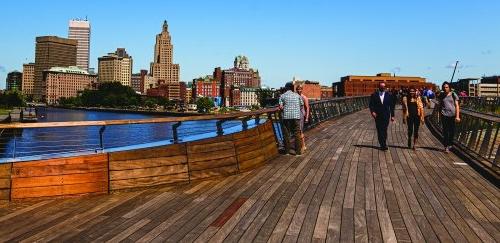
left=0, top=108, right=280, bottom=162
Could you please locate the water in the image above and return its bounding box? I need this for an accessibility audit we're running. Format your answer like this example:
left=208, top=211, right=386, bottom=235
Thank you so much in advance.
left=0, top=107, right=263, bottom=162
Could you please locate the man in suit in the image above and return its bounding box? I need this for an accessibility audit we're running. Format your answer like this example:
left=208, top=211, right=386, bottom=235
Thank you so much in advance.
left=369, top=82, right=395, bottom=151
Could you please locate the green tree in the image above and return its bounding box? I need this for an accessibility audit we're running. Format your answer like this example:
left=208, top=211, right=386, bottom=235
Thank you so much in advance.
left=0, top=91, right=25, bottom=108
left=256, top=88, right=277, bottom=107
left=196, top=97, right=215, bottom=113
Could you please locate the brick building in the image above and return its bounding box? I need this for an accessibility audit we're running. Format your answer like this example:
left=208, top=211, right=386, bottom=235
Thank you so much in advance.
left=333, top=73, right=435, bottom=97
left=43, top=66, right=97, bottom=105
left=321, top=85, right=333, bottom=99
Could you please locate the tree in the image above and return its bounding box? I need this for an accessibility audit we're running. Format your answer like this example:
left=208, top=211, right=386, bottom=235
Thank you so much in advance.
left=256, top=88, right=278, bottom=107
left=196, top=97, right=215, bottom=113
left=0, top=91, right=25, bottom=108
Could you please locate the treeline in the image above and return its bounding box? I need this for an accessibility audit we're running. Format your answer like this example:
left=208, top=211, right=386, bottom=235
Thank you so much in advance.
left=0, top=91, right=25, bottom=108
left=58, top=82, right=174, bottom=109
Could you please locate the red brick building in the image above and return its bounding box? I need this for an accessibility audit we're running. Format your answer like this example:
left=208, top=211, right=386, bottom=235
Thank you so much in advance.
left=321, top=85, right=333, bottom=99
left=193, top=75, right=220, bottom=98
left=292, top=80, right=321, bottom=101
left=333, top=73, right=436, bottom=97
left=219, top=56, right=261, bottom=106
left=146, top=80, right=181, bottom=102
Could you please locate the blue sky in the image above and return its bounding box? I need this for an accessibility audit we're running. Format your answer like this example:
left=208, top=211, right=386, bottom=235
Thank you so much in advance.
left=1, top=0, right=499, bottom=89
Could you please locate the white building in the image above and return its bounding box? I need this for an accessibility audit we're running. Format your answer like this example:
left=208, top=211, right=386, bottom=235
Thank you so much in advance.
left=240, top=87, right=259, bottom=107
left=469, top=83, right=500, bottom=97
left=68, top=19, right=91, bottom=71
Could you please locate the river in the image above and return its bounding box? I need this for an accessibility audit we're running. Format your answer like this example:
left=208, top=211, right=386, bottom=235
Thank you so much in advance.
left=0, top=107, right=259, bottom=161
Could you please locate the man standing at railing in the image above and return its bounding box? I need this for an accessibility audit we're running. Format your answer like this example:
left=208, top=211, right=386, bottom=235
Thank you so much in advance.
left=369, top=82, right=395, bottom=151
left=279, top=82, right=304, bottom=155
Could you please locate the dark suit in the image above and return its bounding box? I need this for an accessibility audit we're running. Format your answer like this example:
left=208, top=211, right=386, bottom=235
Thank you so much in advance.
left=369, top=91, right=395, bottom=148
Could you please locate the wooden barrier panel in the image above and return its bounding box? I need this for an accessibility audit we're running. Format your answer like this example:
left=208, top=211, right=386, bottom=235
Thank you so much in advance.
left=0, top=163, right=11, bottom=203
left=10, top=154, right=108, bottom=200
left=187, top=135, right=239, bottom=180
left=4, top=120, right=280, bottom=199
left=108, top=143, right=189, bottom=190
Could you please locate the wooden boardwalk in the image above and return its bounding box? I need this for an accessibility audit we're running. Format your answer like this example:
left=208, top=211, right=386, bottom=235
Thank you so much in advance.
left=0, top=109, right=499, bottom=242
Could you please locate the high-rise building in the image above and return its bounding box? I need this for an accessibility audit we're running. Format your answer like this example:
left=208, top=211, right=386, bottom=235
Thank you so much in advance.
left=98, top=48, right=133, bottom=86
left=6, top=71, right=22, bottom=91
left=44, top=66, right=97, bottom=105
left=34, top=36, right=77, bottom=101
left=68, top=19, right=91, bottom=71
left=22, top=63, right=35, bottom=96
left=131, top=73, right=142, bottom=93
left=150, top=21, right=180, bottom=88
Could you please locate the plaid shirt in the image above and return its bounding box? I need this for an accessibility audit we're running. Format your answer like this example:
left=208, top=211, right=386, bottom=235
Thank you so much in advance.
left=279, top=91, right=304, bottom=119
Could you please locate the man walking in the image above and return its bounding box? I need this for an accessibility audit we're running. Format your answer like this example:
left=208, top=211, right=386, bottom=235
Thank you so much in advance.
left=369, top=82, right=395, bottom=150
left=279, top=82, right=304, bottom=155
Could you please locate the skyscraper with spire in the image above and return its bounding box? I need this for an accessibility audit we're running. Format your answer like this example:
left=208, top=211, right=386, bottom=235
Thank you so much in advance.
left=149, top=20, right=181, bottom=100
left=150, top=20, right=180, bottom=84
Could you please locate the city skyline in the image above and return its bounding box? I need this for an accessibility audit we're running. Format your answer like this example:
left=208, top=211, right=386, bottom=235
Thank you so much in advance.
left=1, top=0, right=500, bottom=89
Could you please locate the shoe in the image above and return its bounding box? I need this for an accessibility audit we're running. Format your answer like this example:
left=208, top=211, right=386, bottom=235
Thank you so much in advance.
left=444, top=147, right=449, bottom=153
left=412, top=146, right=416, bottom=150
left=381, top=146, right=388, bottom=151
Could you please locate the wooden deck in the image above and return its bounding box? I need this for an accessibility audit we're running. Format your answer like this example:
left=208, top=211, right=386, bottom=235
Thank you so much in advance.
left=0, top=109, right=499, bottom=242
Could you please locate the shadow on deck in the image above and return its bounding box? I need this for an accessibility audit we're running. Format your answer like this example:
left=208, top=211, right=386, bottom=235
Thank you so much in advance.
left=0, top=109, right=498, bottom=242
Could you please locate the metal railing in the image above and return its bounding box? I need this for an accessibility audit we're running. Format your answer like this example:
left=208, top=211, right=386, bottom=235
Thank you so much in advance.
left=429, top=101, right=500, bottom=169
left=305, top=96, right=370, bottom=130
left=0, top=108, right=280, bottom=163
left=459, top=96, right=500, bottom=116
left=0, top=96, right=371, bottom=163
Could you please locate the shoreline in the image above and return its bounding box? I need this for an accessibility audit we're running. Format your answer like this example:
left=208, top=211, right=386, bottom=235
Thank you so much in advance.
left=51, top=106, right=200, bottom=117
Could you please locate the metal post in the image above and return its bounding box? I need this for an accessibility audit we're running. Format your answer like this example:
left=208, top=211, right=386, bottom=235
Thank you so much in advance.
left=99, top=126, right=106, bottom=151
left=216, top=120, right=225, bottom=136
left=13, top=129, right=17, bottom=159
left=172, top=121, right=182, bottom=143
left=241, top=117, right=249, bottom=131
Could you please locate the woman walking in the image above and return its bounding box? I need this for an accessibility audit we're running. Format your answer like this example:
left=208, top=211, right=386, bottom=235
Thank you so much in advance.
left=296, top=85, right=310, bottom=151
left=438, top=82, right=460, bottom=153
left=402, top=88, right=425, bottom=150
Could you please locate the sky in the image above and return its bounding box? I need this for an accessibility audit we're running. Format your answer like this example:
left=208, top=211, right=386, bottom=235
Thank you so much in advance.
left=1, top=0, right=499, bottom=89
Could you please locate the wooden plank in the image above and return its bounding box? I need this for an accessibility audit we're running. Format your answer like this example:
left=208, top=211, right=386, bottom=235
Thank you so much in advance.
left=12, top=154, right=107, bottom=167
left=109, top=155, right=187, bottom=171
left=108, top=143, right=185, bottom=161
left=187, top=148, right=236, bottom=163
left=0, top=189, right=10, bottom=200
left=237, top=149, right=263, bottom=163
left=189, top=165, right=238, bottom=180
left=11, top=181, right=108, bottom=199
left=232, top=126, right=260, bottom=140
left=109, top=172, right=189, bottom=191
left=0, top=163, right=12, bottom=177
left=187, top=141, right=235, bottom=154
left=12, top=171, right=108, bottom=188
left=189, top=157, right=238, bottom=171
left=239, top=155, right=266, bottom=171
left=235, top=142, right=263, bottom=155
left=109, top=164, right=188, bottom=181
left=11, top=162, right=107, bottom=178
left=187, top=134, right=233, bottom=146
left=0, top=178, right=10, bottom=188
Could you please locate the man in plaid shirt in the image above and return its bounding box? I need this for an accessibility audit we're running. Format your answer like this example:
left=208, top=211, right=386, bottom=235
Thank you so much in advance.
left=279, top=82, right=304, bottom=155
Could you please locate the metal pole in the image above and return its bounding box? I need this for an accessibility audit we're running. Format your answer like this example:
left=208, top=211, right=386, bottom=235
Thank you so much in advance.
left=450, top=60, right=459, bottom=83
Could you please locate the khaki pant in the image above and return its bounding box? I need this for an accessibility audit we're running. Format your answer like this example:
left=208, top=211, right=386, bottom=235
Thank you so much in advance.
left=282, top=119, right=303, bottom=155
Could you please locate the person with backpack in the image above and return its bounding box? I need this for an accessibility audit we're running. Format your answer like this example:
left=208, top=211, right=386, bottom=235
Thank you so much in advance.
left=437, top=81, right=461, bottom=153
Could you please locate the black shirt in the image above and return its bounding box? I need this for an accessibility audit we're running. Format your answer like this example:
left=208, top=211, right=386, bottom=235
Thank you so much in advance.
left=407, top=98, right=418, bottom=118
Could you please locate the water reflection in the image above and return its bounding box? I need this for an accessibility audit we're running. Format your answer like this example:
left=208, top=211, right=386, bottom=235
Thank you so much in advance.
left=0, top=108, right=252, bottom=161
